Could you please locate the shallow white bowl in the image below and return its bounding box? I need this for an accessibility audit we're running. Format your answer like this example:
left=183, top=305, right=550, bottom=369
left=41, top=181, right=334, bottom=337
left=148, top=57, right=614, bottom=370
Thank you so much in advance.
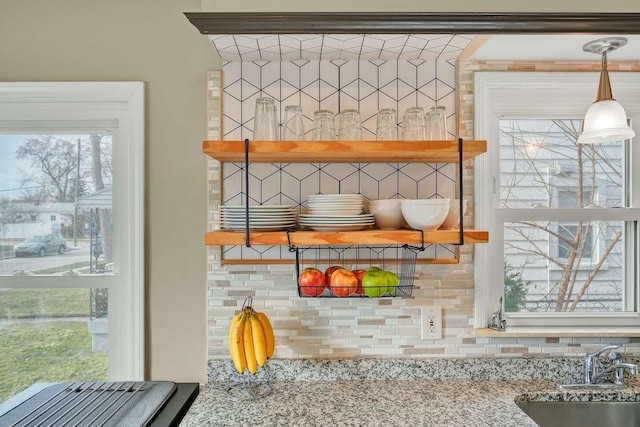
left=439, top=199, right=468, bottom=230
left=400, top=199, right=450, bottom=230
left=368, top=199, right=404, bottom=230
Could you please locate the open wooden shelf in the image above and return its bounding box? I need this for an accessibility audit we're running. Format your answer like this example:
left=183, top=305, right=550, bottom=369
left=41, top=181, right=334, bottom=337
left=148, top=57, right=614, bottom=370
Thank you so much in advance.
left=205, top=228, right=489, bottom=246
left=203, top=139, right=487, bottom=163
left=204, top=138, right=489, bottom=252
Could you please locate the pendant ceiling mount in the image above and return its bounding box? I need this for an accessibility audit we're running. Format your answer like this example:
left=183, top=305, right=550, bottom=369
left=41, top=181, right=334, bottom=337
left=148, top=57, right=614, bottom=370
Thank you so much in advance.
left=582, top=37, right=628, bottom=55
left=577, top=37, right=635, bottom=144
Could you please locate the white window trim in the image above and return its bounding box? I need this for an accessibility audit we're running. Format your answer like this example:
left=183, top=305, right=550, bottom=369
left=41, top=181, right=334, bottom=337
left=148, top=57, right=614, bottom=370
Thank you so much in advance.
left=0, top=82, right=145, bottom=380
left=474, top=72, right=640, bottom=329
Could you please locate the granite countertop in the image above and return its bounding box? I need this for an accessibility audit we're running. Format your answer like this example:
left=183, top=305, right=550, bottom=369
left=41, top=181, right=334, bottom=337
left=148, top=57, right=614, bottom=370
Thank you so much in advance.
left=179, top=358, right=640, bottom=427
left=181, top=378, right=541, bottom=427
left=516, top=377, right=640, bottom=404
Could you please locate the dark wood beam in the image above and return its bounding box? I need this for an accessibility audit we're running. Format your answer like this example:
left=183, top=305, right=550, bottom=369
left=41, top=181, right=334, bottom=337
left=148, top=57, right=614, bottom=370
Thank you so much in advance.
left=184, top=12, right=640, bottom=35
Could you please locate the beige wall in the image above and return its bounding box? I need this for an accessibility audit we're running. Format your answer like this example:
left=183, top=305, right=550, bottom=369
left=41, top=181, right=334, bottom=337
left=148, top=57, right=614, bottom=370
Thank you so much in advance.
left=0, top=0, right=219, bottom=382
left=3, top=0, right=640, bottom=383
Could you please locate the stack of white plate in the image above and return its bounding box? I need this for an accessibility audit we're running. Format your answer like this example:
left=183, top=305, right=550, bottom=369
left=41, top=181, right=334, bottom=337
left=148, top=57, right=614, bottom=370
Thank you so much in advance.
left=220, top=205, right=297, bottom=231
left=300, top=194, right=374, bottom=231
left=306, top=194, right=364, bottom=216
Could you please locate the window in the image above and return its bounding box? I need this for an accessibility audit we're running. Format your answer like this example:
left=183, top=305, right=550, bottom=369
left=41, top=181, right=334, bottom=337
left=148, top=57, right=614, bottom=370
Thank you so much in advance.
left=474, top=72, right=640, bottom=328
left=0, top=83, right=144, bottom=400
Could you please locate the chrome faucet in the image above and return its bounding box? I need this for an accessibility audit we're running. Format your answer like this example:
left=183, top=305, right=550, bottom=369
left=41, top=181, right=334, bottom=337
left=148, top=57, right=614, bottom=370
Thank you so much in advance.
left=592, top=362, right=638, bottom=385
left=584, top=344, right=638, bottom=385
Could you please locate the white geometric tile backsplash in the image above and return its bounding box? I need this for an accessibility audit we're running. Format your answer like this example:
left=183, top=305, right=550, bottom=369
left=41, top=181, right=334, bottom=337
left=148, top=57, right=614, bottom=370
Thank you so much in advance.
left=210, top=34, right=475, bottom=62
left=219, top=52, right=460, bottom=260
left=221, top=59, right=457, bottom=141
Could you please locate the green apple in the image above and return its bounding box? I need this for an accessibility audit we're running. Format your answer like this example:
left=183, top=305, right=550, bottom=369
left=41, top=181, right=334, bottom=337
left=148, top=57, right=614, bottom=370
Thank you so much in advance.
left=384, top=271, right=399, bottom=294
left=362, top=270, right=389, bottom=297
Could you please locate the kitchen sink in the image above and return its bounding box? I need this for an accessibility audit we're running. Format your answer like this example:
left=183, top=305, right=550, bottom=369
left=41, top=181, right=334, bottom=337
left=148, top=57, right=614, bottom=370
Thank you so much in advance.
left=558, top=382, right=626, bottom=389
left=516, top=400, right=640, bottom=427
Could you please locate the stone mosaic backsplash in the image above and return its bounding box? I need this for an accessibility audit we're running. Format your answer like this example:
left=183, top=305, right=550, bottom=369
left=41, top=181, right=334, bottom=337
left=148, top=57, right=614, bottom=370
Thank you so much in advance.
left=206, top=58, right=640, bottom=364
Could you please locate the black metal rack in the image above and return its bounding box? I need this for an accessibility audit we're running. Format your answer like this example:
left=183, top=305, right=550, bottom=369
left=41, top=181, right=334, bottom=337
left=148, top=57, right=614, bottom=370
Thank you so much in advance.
left=237, top=137, right=467, bottom=248
left=225, top=137, right=470, bottom=297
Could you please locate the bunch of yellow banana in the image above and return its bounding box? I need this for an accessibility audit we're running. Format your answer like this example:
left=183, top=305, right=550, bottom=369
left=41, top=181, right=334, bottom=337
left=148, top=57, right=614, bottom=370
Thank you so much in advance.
left=228, top=307, right=275, bottom=375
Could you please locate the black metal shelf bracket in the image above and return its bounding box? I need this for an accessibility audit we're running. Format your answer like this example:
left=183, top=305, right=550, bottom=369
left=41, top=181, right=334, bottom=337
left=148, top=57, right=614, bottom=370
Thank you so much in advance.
left=244, top=138, right=251, bottom=248
left=286, top=230, right=297, bottom=253
left=455, top=137, right=465, bottom=246
left=403, top=229, right=427, bottom=253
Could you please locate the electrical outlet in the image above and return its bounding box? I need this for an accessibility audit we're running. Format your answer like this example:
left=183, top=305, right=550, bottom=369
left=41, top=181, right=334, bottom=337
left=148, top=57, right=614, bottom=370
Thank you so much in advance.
left=421, top=306, right=442, bottom=339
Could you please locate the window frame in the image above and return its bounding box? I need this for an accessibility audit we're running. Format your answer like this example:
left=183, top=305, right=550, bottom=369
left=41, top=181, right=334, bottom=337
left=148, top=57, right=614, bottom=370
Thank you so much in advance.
left=0, top=82, right=145, bottom=380
left=474, top=72, right=640, bottom=329
left=555, top=188, right=596, bottom=261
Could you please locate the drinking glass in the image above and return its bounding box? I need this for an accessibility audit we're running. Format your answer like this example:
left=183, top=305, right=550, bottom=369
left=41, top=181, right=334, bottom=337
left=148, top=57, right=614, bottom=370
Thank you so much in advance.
left=337, top=109, right=362, bottom=141
left=376, top=108, right=397, bottom=140
left=312, top=110, right=337, bottom=140
left=427, top=106, right=448, bottom=140
left=283, top=105, right=305, bottom=141
left=253, top=97, right=278, bottom=141
left=425, top=109, right=433, bottom=140
left=401, top=107, right=426, bottom=140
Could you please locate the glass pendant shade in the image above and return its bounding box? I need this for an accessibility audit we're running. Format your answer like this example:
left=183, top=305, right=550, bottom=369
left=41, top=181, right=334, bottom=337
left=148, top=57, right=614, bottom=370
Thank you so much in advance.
left=578, top=99, right=636, bottom=144
left=578, top=37, right=635, bottom=144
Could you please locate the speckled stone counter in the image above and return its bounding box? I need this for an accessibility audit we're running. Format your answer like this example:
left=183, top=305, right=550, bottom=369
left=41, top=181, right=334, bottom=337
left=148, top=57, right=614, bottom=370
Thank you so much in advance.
left=179, top=358, right=640, bottom=427
left=181, top=378, right=542, bottom=427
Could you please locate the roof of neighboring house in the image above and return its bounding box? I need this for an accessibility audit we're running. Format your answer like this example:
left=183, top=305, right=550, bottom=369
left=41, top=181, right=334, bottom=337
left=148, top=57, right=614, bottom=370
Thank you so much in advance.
left=3, top=202, right=75, bottom=215
left=77, top=187, right=112, bottom=209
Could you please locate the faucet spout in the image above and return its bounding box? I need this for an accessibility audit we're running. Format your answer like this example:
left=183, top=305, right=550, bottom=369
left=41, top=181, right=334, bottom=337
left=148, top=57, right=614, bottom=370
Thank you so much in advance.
left=585, top=344, right=620, bottom=359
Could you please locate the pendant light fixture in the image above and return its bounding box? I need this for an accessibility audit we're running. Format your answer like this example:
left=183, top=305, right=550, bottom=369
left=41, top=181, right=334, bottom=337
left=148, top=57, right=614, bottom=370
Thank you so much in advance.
left=578, top=37, right=635, bottom=144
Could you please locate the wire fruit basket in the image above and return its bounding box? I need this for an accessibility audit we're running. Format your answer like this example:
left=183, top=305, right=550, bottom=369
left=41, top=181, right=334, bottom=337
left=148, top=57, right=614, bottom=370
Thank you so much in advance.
left=293, top=244, right=420, bottom=298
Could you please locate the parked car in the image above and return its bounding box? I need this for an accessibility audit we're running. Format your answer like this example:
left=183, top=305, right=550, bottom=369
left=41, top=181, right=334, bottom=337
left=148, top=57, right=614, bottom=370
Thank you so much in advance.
left=13, top=233, right=66, bottom=257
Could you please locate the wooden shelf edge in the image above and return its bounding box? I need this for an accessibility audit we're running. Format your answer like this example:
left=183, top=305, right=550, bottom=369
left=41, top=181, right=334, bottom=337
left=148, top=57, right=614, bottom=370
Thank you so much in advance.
left=221, top=258, right=460, bottom=265
left=202, top=140, right=487, bottom=163
left=205, top=229, right=488, bottom=246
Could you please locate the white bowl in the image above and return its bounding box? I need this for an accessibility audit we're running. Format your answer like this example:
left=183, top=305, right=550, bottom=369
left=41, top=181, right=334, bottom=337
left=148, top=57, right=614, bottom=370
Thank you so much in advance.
left=439, top=199, right=468, bottom=230
left=400, top=199, right=450, bottom=230
left=400, top=198, right=449, bottom=205
left=368, top=199, right=404, bottom=230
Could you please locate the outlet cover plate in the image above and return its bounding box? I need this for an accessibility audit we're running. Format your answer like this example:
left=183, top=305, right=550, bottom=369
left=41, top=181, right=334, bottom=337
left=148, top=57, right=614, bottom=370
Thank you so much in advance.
left=421, top=306, right=442, bottom=340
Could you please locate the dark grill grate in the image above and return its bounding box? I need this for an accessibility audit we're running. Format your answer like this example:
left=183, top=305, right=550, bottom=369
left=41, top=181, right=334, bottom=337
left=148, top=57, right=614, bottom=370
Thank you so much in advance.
left=0, top=381, right=176, bottom=427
